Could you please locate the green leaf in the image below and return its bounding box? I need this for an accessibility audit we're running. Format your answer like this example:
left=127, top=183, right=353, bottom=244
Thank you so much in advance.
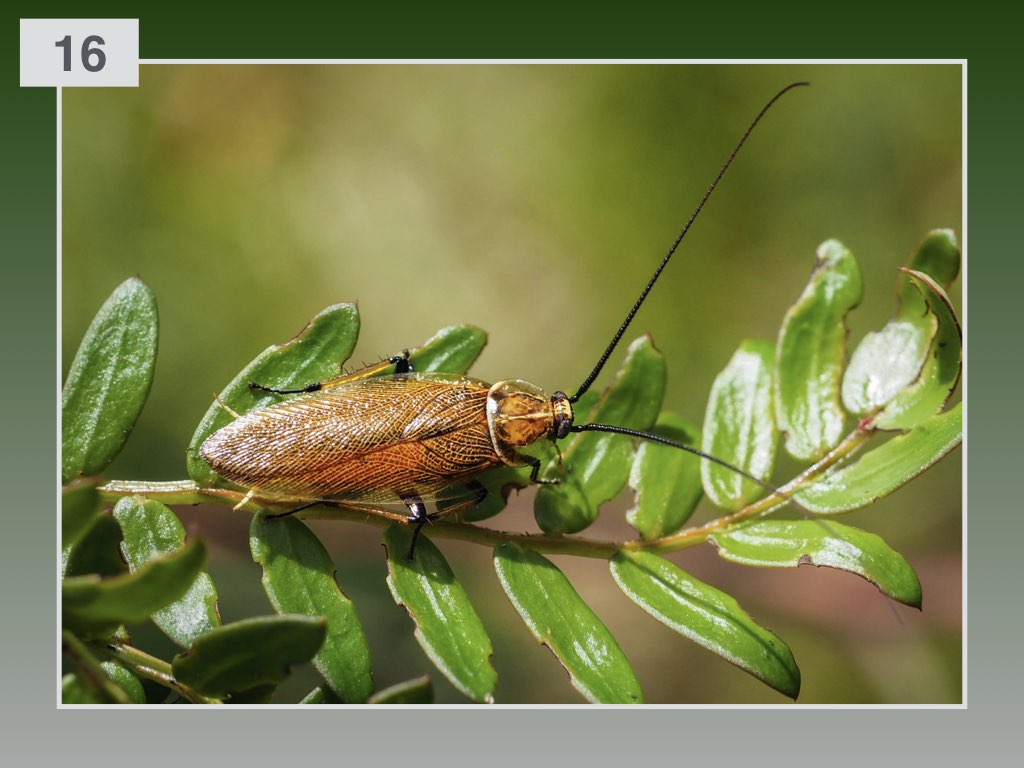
left=493, top=542, right=643, bottom=704
left=383, top=525, right=496, bottom=703
left=62, top=277, right=158, bottom=484
left=299, top=686, right=342, bottom=704
left=873, top=269, right=962, bottom=430
left=63, top=540, right=207, bottom=637
left=186, top=303, right=361, bottom=484
left=710, top=520, right=922, bottom=607
left=796, top=403, right=962, bottom=514
left=251, top=515, right=373, bottom=703
left=61, top=661, right=145, bottom=705
left=702, top=339, right=777, bottom=511
left=62, top=480, right=101, bottom=550
left=775, top=240, right=863, bottom=461
left=627, top=412, right=703, bottom=539
left=408, top=325, right=487, bottom=374
left=368, top=675, right=434, bottom=704
left=112, top=497, right=220, bottom=647
left=842, top=230, right=959, bottom=417
left=536, top=336, right=666, bottom=534
left=903, top=228, right=961, bottom=289
left=610, top=551, right=799, bottom=698
left=63, top=513, right=128, bottom=579
left=172, top=615, right=326, bottom=697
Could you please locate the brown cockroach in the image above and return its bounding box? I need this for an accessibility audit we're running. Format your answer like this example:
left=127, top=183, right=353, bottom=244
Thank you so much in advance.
left=200, top=82, right=808, bottom=557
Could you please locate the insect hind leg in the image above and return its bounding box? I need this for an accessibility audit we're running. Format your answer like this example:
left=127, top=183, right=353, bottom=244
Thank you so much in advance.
left=249, top=381, right=323, bottom=396
left=263, top=500, right=327, bottom=520
left=249, top=351, right=414, bottom=396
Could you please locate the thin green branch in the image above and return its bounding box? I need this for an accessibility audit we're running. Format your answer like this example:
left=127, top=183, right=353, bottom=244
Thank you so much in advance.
left=105, top=641, right=220, bottom=704
left=61, top=630, right=133, bottom=704
left=98, top=422, right=874, bottom=561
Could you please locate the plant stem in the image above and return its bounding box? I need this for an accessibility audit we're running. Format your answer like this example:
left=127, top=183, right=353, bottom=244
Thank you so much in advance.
left=105, top=641, right=220, bottom=704
left=633, top=424, right=874, bottom=553
left=98, top=423, right=873, bottom=561
left=61, top=630, right=133, bottom=704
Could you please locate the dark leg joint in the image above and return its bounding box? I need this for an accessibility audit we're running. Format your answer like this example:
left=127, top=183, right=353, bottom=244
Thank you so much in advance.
left=390, top=350, right=413, bottom=377
left=466, top=479, right=488, bottom=505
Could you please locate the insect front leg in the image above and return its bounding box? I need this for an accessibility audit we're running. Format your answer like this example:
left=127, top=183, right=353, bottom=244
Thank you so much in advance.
left=527, top=454, right=562, bottom=486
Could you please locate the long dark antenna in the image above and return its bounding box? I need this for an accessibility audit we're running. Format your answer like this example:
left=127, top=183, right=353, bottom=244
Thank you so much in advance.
left=570, top=423, right=802, bottom=511
left=569, top=81, right=810, bottom=403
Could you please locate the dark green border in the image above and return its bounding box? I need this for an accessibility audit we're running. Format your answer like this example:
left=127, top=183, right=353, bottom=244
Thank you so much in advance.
left=7, top=3, right=1014, bottom=764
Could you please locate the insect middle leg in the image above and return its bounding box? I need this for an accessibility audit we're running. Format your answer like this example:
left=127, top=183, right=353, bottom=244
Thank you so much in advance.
left=403, top=481, right=489, bottom=560
left=404, top=496, right=429, bottom=561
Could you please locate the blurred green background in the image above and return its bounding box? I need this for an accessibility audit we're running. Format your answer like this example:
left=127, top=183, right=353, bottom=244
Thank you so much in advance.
left=61, top=64, right=962, bottom=704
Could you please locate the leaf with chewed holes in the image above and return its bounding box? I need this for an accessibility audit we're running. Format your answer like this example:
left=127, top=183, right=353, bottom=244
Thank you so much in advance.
left=775, top=240, right=863, bottom=461
left=384, top=525, right=496, bottom=703
left=611, top=550, right=799, bottom=698
left=251, top=515, right=373, bottom=702
left=494, top=542, right=643, bottom=704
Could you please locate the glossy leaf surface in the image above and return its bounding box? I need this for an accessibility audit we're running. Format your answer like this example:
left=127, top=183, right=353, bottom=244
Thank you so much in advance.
left=384, top=525, right=496, bottom=703
left=843, top=230, right=959, bottom=416
left=251, top=515, right=373, bottom=702
left=710, top=520, right=922, bottom=607
left=494, top=543, right=642, bottom=703
left=610, top=551, right=799, bottom=698
left=63, top=540, right=206, bottom=637
left=627, top=412, right=703, bottom=539
left=62, top=277, right=158, bottom=484
left=187, top=303, right=361, bottom=484
left=775, top=240, right=863, bottom=461
left=113, top=496, right=220, bottom=647
left=702, top=339, right=777, bottom=510
left=172, top=615, right=326, bottom=697
left=874, top=269, right=962, bottom=430
left=796, top=403, right=962, bottom=514
left=408, top=325, right=487, bottom=374
left=536, top=336, right=665, bottom=534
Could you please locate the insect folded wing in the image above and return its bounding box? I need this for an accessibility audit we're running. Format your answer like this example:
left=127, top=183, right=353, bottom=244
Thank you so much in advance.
left=200, top=375, right=502, bottom=507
